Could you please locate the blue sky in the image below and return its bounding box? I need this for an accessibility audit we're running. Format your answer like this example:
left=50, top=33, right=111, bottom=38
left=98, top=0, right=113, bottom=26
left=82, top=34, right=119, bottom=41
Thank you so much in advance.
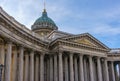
left=0, top=0, right=120, bottom=48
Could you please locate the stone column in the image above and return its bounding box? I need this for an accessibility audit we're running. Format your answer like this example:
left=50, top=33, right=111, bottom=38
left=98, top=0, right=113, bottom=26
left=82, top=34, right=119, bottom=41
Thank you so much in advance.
left=104, top=59, right=109, bottom=81
left=0, top=44, right=5, bottom=81
left=74, top=56, right=78, bottom=81
left=18, top=46, right=24, bottom=81
left=47, top=58, right=50, bottom=81
left=30, top=51, right=34, bottom=81
left=58, top=52, right=63, bottom=81
left=0, top=44, right=5, bottom=65
left=111, top=61, right=115, bottom=81
left=12, top=49, right=17, bottom=81
left=97, top=57, right=102, bottom=81
left=24, top=53, right=29, bottom=81
left=4, top=42, right=12, bottom=81
left=64, top=56, right=68, bottom=81
left=119, top=63, right=120, bottom=81
left=93, top=60, right=96, bottom=81
left=114, top=64, right=119, bottom=81
left=83, top=58, right=87, bottom=81
left=54, top=54, right=58, bottom=81
left=87, top=60, right=90, bottom=81
left=69, top=53, right=74, bottom=81
left=50, top=55, right=53, bottom=81
left=79, top=55, right=84, bottom=81
left=40, top=53, right=44, bottom=81
left=89, top=56, right=94, bottom=81
left=35, top=55, right=39, bottom=81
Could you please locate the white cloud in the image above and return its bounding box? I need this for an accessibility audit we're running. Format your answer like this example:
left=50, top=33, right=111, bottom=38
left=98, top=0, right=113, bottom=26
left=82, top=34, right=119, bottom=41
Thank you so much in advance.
left=0, top=0, right=120, bottom=36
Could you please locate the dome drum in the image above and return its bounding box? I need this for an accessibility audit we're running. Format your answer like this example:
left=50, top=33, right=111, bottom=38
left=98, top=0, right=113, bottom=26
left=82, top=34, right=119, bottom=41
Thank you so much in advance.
left=32, top=22, right=58, bottom=31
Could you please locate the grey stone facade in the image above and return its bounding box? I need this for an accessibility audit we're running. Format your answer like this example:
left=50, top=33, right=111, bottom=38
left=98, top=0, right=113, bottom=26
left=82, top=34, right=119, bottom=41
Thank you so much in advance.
left=0, top=6, right=120, bottom=81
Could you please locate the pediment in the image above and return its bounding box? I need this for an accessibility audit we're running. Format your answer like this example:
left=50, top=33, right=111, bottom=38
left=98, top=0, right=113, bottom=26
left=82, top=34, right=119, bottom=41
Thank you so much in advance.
left=62, top=33, right=109, bottom=50
left=73, top=38, right=97, bottom=47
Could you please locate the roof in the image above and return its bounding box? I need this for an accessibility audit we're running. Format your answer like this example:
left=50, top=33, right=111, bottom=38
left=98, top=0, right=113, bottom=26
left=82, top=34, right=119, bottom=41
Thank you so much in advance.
left=31, top=9, right=58, bottom=30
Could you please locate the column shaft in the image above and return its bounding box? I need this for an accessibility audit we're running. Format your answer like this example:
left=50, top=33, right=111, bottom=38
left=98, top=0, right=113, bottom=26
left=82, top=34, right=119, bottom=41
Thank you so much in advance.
left=18, top=47, right=24, bottom=81
left=54, top=55, right=58, bottom=81
left=83, top=58, right=87, bottom=81
left=58, top=52, right=63, bottom=81
left=64, top=56, right=68, bottom=81
left=30, top=51, right=34, bottom=81
left=0, top=44, right=5, bottom=81
left=111, top=61, right=115, bottom=81
left=12, top=49, right=17, bottom=81
left=0, top=44, right=5, bottom=64
left=74, top=57, right=78, bottom=81
left=50, top=56, right=53, bottom=81
left=47, top=58, right=50, bottom=81
left=97, top=57, right=102, bottom=81
left=35, top=55, right=39, bottom=81
left=4, top=42, right=12, bottom=81
left=69, top=53, right=74, bottom=81
left=40, top=54, right=44, bottom=81
left=104, top=59, right=109, bottom=81
left=24, top=54, right=29, bottom=81
left=89, top=56, right=94, bottom=81
left=79, top=55, right=84, bottom=81
left=119, top=63, right=120, bottom=81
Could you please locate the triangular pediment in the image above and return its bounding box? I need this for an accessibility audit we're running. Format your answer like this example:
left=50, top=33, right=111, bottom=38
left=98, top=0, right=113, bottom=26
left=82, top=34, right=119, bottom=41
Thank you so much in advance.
left=62, top=33, right=109, bottom=50
left=74, top=38, right=97, bottom=47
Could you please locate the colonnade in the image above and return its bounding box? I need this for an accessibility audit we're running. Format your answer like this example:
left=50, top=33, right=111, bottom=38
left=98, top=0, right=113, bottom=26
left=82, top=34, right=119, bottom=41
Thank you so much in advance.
left=0, top=42, right=44, bottom=81
left=0, top=41, right=120, bottom=81
left=108, top=61, right=120, bottom=81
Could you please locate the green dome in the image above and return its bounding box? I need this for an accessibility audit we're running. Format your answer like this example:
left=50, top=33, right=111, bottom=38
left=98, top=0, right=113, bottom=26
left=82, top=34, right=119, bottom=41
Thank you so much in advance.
left=32, top=10, right=58, bottom=30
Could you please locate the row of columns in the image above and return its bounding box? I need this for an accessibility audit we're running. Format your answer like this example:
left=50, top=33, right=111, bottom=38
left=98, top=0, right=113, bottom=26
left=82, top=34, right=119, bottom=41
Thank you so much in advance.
left=109, top=61, right=120, bottom=81
left=0, top=42, right=45, bottom=81
left=45, top=52, right=110, bottom=81
left=0, top=42, right=120, bottom=81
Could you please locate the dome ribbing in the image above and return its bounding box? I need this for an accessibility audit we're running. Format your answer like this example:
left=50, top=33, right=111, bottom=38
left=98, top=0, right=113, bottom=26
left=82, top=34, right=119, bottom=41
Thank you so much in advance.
left=31, top=9, right=58, bottom=31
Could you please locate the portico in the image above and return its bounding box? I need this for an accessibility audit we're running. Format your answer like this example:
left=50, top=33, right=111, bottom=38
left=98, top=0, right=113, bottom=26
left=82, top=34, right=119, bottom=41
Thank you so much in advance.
left=0, top=6, right=120, bottom=81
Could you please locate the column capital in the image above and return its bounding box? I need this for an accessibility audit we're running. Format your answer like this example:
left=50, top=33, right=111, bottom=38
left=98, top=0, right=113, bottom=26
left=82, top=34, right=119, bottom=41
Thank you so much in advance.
left=59, top=50, right=63, bottom=54
left=40, top=52, right=46, bottom=55
left=6, top=41, right=12, bottom=44
left=30, top=50, right=34, bottom=54
left=69, top=52, right=74, bottom=57
left=69, top=51, right=75, bottom=54
left=79, top=54, right=84, bottom=56
left=103, top=57, right=108, bottom=60
left=58, top=52, right=63, bottom=57
left=110, top=61, right=114, bottom=63
left=19, top=46, right=24, bottom=50
left=0, top=42, right=5, bottom=45
left=13, top=50, right=17, bottom=55
left=96, top=56, right=102, bottom=60
left=24, top=53, right=29, bottom=57
left=88, top=55, right=93, bottom=58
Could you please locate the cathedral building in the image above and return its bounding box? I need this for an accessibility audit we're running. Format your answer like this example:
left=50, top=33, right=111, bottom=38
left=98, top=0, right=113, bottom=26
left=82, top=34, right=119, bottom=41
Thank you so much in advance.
left=0, top=6, right=120, bottom=81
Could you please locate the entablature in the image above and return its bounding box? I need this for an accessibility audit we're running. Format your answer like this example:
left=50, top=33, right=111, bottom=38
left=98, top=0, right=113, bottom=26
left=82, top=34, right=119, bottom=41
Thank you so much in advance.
left=49, top=39, right=108, bottom=57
